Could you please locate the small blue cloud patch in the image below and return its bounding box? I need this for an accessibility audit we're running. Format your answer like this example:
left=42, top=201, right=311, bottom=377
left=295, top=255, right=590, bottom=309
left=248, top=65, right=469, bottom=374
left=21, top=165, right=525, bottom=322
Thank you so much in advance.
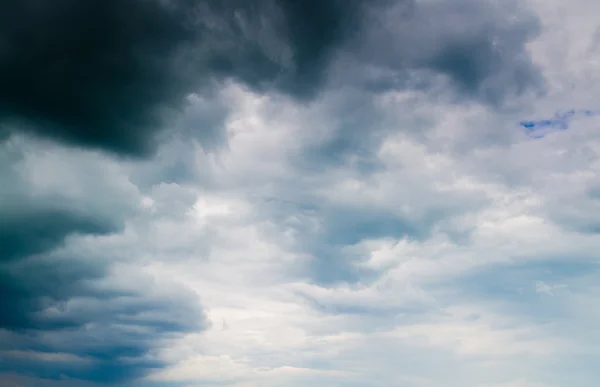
left=519, top=109, right=597, bottom=138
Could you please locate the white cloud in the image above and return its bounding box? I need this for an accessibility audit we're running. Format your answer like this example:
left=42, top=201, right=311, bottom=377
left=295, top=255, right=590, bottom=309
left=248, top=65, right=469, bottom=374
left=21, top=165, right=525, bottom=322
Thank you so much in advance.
left=136, top=5, right=600, bottom=380
left=480, top=379, right=552, bottom=387
left=4, top=0, right=600, bottom=386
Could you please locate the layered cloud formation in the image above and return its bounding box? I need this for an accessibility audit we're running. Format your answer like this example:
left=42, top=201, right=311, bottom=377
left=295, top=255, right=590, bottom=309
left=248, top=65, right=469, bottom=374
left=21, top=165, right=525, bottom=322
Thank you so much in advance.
left=1, top=0, right=599, bottom=386
left=0, top=0, right=542, bottom=155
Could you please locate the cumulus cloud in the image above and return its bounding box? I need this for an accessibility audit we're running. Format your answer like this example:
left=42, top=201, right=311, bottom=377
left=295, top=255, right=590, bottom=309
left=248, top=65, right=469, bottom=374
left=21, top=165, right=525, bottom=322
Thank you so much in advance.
left=0, top=0, right=543, bottom=156
left=339, top=0, right=545, bottom=104
left=2, top=0, right=600, bottom=386
left=0, top=0, right=378, bottom=155
left=0, top=136, right=207, bottom=383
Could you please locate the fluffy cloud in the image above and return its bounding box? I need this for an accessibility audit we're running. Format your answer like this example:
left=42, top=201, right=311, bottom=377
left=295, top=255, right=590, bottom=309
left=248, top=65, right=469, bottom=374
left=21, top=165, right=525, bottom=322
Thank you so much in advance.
left=0, top=136, right=208, bottom=383
left=0, top=0, right=541, bottom=156
left=2, top=0, right=600, bottom=386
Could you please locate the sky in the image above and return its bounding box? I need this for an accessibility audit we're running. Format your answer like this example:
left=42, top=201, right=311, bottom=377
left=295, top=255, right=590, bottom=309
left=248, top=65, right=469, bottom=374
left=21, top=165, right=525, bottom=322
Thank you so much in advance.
left=1, top=0, right=600, bottom=386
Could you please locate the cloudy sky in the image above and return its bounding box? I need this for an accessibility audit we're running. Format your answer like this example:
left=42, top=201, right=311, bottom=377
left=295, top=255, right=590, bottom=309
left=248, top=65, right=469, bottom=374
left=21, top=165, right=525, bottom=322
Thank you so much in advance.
left=1, top=0, right=600, bottom=386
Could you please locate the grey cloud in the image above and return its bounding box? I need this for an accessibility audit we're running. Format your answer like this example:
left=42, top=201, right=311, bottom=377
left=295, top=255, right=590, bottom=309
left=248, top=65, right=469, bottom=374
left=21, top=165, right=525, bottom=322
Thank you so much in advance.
left=303, top=207, right=470, bottom=286
left=547, top=199, right=600, bottom=234
left=0, top=209, right=114, bottom=263
left=0, top=1, right=551, bottom=384
left=466, top=135, right=600, bottom=235
left=253, top=182, right=487, bottom=286
left=0, top=373, right=109, bottom=387
left=592, top=26, right=600, bottom=52
left=0, top=0, right=543, bottom=157
left=342, top=0, right=544, bottom=104
left=294, top=90, right=389, bottom=174
left=296, top=287, right=430, bottom=319
left=0, top=0, right=381, bottom=156
left=0, top=136, right=138, bottom=263
left=0, top=240, right=207, bottom=384
left=0, top=138, right=207, bottom=384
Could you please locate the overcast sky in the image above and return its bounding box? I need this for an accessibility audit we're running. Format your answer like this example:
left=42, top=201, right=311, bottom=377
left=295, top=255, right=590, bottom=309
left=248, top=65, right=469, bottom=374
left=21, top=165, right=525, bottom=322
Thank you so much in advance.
left=1, top=0, right=600, bottom=386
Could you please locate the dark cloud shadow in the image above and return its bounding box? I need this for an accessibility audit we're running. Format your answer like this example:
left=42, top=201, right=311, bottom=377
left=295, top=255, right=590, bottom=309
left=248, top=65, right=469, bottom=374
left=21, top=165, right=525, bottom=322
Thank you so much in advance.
left=0, top=0, right=544, bottom=157
left=0, top=0, right=380, bottom=156
left=0, top=139, right=207, bottom=384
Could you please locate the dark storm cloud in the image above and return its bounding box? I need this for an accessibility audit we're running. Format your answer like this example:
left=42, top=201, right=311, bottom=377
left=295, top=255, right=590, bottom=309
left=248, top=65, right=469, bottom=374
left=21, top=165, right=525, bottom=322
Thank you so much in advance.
left=0, top=209, right=115, bottom=263
left=0, top=0, right=381, bottom=156
left=0, top=0, right=543, bottom=156
left=0, top=252, right=206, bottom=383
left=0, top=243, right=207, bottom=384
left=0, top=139, right=207, bottom=384
left=0, top=0, right=194, bottom=156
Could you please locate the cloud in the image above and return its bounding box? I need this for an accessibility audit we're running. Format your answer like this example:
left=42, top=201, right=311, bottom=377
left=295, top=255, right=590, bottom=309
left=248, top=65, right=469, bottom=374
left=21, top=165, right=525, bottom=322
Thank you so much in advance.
left=0, top=0, right=543, bottom=156
left=136, top=12, right=600, bottom=381
left=0, top=136, right=208, bottom=384
left=480, top=379, right=551, bottom=387
left=0, top=260, right=207, bottom=383
left=0, top=0, right=378, bottom=156
left=3, top=0, right=600, bottom=386
left=332, top=0, right=545, bottom=105
left=0, top=135, right=138, bottom=263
